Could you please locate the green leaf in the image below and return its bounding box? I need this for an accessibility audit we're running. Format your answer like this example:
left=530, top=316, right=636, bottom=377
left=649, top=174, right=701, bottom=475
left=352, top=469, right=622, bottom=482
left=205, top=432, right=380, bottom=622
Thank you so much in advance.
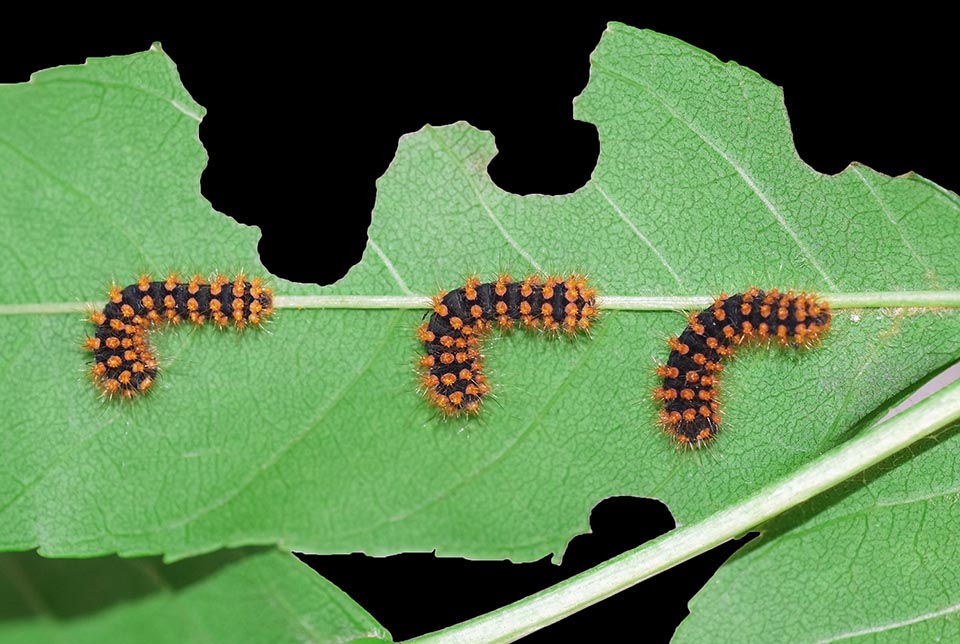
left=674, top=422, right=960, bottom=643
left=0, top=548, right=391, bottom=644
left=1, top=24, right=958, bottom=581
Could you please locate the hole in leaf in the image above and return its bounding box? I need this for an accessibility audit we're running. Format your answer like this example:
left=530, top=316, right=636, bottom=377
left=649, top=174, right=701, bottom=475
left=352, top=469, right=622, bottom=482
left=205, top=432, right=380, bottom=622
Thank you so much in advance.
left=302, top=497, right=754, bottom=642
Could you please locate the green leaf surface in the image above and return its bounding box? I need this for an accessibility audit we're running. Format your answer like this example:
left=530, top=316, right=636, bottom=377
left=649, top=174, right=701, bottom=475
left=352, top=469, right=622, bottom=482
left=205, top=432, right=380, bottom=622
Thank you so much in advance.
left=1, top=25, right=959, bottom=580
left=0, top=548, right=391, bottom=644
left=674, top=422, right=960, bottom=643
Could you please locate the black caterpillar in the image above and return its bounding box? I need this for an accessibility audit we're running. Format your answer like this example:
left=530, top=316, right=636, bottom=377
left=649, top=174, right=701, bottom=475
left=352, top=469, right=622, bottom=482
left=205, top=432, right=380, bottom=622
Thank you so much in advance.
left=654, top=287, right=830, bottom=447
left=85, top=273, right=273, bottom=398
left=417, top=274, right=598, bottom=414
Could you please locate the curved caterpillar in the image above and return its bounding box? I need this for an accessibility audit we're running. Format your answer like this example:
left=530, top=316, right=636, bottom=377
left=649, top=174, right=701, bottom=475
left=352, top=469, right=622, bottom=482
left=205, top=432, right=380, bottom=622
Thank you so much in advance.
left=418, top=274, right=598, bottom=415
left=85, top=273, right=273, bottom=398
left=654, top=288, right=830, bottom=447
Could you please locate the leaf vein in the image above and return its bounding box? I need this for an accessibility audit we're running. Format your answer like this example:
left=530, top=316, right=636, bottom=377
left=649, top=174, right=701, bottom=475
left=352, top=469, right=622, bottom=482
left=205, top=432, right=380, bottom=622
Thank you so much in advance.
left=592, top=181, right=683, bottom=287
left=850, top=166, right=935, bottom=282
left=0, top=135, right=146, bottom=262
left=368, top=238, right=414, bottom=295
left=591, top=60, right=838, bottom=289
left=425, top=127, right=544, bottom=273
left=816, top=601, right=960, bottom=643
left=156, top=311, right=407, bottom=539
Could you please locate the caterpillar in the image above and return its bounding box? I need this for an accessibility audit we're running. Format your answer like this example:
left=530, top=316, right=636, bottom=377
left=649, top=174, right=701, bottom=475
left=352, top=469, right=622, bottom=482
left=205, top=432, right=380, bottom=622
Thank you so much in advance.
left=418, top=274, right=598, bottom=415
left=654, top=288, right=830, bottom=447
left=85, top=273, right=273, bottom=398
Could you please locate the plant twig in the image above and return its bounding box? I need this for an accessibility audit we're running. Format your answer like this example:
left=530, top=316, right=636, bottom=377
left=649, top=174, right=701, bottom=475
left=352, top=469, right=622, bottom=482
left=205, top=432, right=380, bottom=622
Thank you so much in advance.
left=402, top=374, right=960, bottom=644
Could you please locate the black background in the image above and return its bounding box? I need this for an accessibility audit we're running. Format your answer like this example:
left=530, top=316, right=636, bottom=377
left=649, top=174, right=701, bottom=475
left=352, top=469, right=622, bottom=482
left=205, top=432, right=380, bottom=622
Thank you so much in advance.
left=3, top=10, right=955, bottom=643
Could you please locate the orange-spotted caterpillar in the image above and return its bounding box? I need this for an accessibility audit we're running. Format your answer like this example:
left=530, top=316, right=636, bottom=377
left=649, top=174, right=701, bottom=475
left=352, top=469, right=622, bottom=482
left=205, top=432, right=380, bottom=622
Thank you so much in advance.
left=654, top=287, right=830, bottom=447
left=85, top=273, right=273, bottom=398
left=417, top=274, right=598, bottom=414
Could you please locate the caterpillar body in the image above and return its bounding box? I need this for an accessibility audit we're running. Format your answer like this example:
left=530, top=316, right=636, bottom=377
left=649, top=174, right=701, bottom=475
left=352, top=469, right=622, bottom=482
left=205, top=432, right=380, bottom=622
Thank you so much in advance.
left=654, top=288, right=830, bottom=447
left=418, top=274, right=598, bottom=415
left=85, top=273, right=273, bottom=398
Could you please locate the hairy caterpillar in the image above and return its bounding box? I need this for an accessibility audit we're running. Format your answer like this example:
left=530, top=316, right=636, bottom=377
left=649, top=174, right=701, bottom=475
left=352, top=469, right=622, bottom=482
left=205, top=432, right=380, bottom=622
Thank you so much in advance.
left=85, top=273, right=273, bottom=398
left=654, top=288, right=830, bottom=447
left=418, top=274, right=598, bottom=414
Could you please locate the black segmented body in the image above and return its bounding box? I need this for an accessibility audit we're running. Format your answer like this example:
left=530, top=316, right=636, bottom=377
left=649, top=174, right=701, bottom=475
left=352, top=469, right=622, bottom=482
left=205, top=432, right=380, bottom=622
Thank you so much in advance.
left=86, top=273, right=273, bottom=398
left=418, top=274, right=598, bottom=414
left=654, top=288, right=830, bottom=447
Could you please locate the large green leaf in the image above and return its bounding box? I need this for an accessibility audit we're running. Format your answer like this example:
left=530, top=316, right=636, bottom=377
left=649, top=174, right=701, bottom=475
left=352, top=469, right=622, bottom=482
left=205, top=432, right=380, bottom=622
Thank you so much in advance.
left=0, top=548, right=391, bottom=644
left=674, top=423, right=960, bottom=643
left=1, top=25, right=958, bottom=579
